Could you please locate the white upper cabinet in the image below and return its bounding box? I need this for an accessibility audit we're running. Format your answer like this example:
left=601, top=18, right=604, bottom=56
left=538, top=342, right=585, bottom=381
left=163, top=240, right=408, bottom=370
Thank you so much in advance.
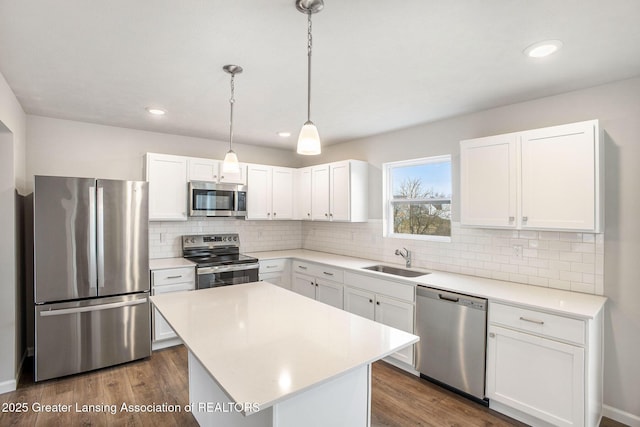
left=308, top=160, right=368, bottom=222
left=246, top=164, right=294, bottom=220
left=187, top=157, right=246, bottom=185
left=296, top=167, right=313, bottom=220
left=460, top=134, right=518, bottom=228
left=145, top=153, right=188, bottom=221
left=460, top=120, right=602, bottom=232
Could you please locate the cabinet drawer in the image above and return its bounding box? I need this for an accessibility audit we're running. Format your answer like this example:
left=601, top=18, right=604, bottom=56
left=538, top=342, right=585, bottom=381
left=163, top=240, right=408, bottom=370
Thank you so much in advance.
left=292, top=261, right=344, bottom=282
left=152, top=267, right=195, bottom=286
left=489, top=302, right=585, bottom=345
left=259, top=258, right=287, bottom=273
left=344, top=271, right=414, bottom=303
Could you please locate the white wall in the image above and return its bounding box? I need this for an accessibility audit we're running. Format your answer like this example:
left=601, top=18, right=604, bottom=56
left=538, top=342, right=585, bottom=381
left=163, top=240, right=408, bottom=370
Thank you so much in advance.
left=305, top=76, right=640, bottom=422
left=25, top=115, right=302, bottom=191
left=0, top=71, right=26, bottom=392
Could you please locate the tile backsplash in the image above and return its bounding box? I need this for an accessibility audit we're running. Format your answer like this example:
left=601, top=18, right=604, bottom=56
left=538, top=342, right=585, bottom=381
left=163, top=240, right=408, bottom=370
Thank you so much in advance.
left=148, top=219, right=302, bottom=259
left=301, top=220, right=604, bottom=296
left=149, top=219, right=604, bottom=296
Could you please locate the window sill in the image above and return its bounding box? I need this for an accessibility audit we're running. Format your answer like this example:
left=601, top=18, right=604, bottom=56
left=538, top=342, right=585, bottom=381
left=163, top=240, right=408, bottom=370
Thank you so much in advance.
left=384, top=233, right=452, bottom=243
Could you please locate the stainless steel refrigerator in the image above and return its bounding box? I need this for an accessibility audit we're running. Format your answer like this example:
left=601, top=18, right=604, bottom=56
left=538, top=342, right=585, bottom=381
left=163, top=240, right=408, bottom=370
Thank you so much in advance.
left=34, top=175, right=151, bottom=381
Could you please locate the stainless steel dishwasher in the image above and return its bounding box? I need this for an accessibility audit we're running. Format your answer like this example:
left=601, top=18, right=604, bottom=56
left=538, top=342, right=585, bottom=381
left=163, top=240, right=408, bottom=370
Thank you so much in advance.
left=415, top=285, right=488, bottom=404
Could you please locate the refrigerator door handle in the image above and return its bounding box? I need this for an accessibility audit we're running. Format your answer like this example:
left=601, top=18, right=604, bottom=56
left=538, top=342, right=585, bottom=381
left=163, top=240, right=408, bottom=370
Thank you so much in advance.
left=89, top=185, right=98, bottom=290
left=39, top=298, right=147, bottom=317
left=96, top=185, right=105, bottom=289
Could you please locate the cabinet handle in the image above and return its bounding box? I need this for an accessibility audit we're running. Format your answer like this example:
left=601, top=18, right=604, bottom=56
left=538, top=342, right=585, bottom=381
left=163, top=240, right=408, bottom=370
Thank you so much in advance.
left=522, top=216, right=528, bottom=222
left=166, top=275, right=182, bottom=279
left=266, top=265, right=277, bottom=269
left=324, top=213, right=328, bottom=217
left=489, top=332, right=495, bottom=338
left=519, top=316, right=544, bottom=325
left=213, top=175, right=218, bottom=179
left=369, top=299, right=373, bottom=303
left=323, top=272, right=334, bottom=276
left=267, top=212, right=271, bottom=216
left=329, top=213, right=333, bottom=217
left=509, top=216, right=515, bottom=222
left=376, top=301, right=380, bottom=305
left=273, top=212, right=277, bottom=217
left=315, top=283, right=318, bottom=287
left=307, top=213, right=311, bottom=217
left=298, top=266, right=307, bottom=270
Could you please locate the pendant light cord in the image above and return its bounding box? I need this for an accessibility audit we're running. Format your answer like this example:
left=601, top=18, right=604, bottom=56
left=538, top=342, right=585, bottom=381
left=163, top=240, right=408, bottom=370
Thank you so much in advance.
left=306, top=11, right=312, bottom=122
left=229, top=72, right=235, bottom=151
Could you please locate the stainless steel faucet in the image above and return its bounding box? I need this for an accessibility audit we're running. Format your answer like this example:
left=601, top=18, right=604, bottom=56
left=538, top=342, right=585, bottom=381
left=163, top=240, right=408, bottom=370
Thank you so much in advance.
left=395, top=247, right=412, bottom=268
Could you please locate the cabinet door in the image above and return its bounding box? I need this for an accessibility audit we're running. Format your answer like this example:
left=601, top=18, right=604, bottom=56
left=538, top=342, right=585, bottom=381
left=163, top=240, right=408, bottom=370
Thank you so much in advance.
left=272, top=167, right=294, bottom=220
left=219, top=163, right=247, bottom=185
left=375, top=295, right=415, bottom=365
left=311, top=165, right=330, bottom=221
left=486, top=324, right=584, bottom=427
left=343, top=286, right=375, bottom=321
left=292, top=273, right=316, bottom=299
left=146, top=154, right=188, bottom=221
left=330, top=161, right=351, bottom=221
left=247, top=165, right=272, bottom=220
left=521, top=122, right=597, bottom=231
left=188, top=158, right=219, bottom=182
left=460, top=135, right=517, bottom=227
left=315, top=278, right=343, bottom=309
left=296, top=167, right=313, bottom=220
left=153, top=282, right=194, bottom=341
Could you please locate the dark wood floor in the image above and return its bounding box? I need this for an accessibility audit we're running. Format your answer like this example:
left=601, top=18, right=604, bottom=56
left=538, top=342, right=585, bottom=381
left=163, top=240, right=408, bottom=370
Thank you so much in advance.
left=0, top=346, right=627, bottom=426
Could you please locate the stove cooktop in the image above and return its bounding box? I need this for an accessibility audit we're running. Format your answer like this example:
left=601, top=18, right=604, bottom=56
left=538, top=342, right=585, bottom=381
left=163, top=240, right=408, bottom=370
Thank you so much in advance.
left=185, top=253, right=259, bottom=268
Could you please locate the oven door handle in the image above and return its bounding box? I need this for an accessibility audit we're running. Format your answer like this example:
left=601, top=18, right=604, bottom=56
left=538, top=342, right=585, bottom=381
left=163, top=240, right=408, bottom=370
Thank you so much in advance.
left=197, top=263, right=260, bottom=275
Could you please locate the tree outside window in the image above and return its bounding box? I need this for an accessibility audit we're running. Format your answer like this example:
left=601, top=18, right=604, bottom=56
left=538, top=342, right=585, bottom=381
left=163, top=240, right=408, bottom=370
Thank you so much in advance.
left=384, top=156, right=452, bottom=239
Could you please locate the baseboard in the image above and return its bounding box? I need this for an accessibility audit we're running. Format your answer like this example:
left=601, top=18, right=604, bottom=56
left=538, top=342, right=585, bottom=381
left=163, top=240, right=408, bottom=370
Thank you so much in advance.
left=603, top=404, right=640, bottom=427
left=0, top=379, right=17, bottom=394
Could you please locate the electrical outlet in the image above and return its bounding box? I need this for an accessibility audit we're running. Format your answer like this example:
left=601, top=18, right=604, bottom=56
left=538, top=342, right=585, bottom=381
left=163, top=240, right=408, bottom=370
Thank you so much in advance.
left=512, top=245, right=523, bottom=259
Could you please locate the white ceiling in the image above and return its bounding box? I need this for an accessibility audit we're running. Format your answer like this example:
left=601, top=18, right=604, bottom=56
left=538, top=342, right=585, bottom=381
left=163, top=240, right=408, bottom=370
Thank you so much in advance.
left=1, top=1, right=639, bottom=150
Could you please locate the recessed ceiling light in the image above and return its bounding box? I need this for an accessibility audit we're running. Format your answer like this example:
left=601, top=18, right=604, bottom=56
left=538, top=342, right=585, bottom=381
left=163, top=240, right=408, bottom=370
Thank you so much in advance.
left=523, top=40, right=563, bottom=58
left=145, top=107, right=166, bottom=116
left=277, top=131, right=291, bottom=137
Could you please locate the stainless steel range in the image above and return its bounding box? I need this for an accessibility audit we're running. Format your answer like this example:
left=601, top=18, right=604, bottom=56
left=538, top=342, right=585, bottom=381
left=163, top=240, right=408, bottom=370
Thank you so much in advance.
left=182, top=234, right=259, bottom=289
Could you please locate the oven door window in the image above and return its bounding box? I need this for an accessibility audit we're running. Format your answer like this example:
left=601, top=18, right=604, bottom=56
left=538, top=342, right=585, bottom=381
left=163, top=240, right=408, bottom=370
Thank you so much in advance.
left=197, top=269, right=258, bottom=289
left=192, top=189, right=235, bottom=212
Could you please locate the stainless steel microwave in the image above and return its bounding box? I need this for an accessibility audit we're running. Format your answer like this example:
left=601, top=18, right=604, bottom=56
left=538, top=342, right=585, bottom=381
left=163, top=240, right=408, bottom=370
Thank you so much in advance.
left=189, top=181, right=247, bottom=217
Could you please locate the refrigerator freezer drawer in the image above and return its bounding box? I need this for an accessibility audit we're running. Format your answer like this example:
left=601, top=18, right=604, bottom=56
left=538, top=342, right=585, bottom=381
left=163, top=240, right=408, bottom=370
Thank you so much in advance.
left=35, top=294, right=151, bottom=381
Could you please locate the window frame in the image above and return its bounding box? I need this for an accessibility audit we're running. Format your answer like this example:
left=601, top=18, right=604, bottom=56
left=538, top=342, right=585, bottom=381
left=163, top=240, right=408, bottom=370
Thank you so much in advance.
left=382, top=155, right=453, bottom=242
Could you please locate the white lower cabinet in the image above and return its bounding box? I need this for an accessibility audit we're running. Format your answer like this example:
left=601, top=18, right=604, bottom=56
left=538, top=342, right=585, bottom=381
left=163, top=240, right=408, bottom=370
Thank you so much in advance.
left=343, top=271, right=415, bottom=367
left=292, top=272, right=343, bottom=309
left=486, top=302, right=602, bottom=427
left=258, top=258, right=291, bottom=289
left=151, top=266, right=195, bottom=349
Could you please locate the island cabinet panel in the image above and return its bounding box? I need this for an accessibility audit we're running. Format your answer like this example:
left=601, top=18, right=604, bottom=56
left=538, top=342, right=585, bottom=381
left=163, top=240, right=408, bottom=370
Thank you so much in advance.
left=460, top=119, right=602, bottom=232
left=486, top=301, right=602, bottom=427
left=145, top=153, right=188, bottom=221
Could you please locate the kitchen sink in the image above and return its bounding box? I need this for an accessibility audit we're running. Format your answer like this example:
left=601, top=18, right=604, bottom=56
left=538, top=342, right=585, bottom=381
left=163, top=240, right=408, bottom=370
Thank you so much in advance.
left=362, top=265, right=429, bottom=278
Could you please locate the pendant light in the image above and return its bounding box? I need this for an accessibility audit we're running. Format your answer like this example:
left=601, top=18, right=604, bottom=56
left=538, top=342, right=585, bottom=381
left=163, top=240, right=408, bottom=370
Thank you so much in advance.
left=222, top=64, right=242, bottom=173
left=296, top=0, right=324, bottom=155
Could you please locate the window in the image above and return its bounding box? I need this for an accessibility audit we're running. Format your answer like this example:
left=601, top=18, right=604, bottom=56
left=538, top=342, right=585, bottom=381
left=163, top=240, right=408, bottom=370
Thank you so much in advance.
left=383, top=155, right=452, bottom=240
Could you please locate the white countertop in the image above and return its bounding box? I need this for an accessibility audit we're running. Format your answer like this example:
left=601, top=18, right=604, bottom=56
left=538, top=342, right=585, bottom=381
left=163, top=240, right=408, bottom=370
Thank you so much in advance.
left=149, top=257, right=196, bottom=270
left=248, top=249, right=607, bottom=319
left=150, top=282, right=418, bottom=412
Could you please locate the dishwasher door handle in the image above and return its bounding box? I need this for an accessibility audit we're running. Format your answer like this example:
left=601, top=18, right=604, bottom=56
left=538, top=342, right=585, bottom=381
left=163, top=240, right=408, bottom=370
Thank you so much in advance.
left=439, top=294, right=459, bottom=303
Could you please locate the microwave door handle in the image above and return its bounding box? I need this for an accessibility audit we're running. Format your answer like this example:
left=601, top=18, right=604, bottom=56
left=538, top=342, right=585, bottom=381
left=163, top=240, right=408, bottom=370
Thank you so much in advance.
left=234, top=190, right=239, bottom=212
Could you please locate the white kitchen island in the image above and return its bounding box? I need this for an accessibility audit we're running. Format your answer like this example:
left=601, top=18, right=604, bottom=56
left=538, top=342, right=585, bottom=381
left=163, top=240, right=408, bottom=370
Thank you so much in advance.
left=150, top=282, right=418, bottom=427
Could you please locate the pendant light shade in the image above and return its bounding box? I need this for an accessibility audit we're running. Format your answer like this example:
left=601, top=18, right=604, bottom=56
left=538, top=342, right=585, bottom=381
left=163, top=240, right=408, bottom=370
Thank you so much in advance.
left=222, top=150, right=239, bottom=173
left=222, top=64, right=242, bottom=173
left=296, top=0, right=324, bottom=156
left=297, top=120, right=321, bottom=155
